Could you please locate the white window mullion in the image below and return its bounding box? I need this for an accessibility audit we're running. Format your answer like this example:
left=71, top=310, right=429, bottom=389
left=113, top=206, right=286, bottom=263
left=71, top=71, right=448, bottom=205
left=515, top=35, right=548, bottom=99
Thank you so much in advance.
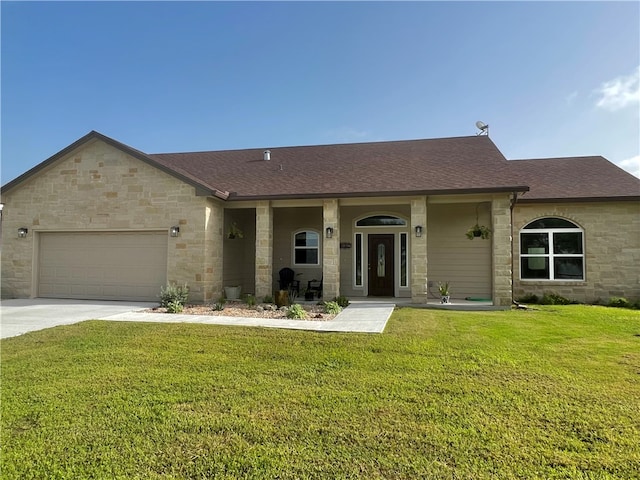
left=548, top=232, right=555, bottom=280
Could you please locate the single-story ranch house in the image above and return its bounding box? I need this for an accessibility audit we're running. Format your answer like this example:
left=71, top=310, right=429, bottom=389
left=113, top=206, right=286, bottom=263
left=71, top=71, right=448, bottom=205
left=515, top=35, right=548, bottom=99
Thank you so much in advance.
left=1, top=131, right=638, bottom=305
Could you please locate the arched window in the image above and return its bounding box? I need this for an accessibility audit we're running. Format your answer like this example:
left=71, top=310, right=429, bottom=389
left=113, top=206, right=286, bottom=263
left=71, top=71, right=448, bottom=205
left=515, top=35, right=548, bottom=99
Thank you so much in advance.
left=293, top=230, right=319, bottom=265
left=520, top=218, right=584, bottom=281
left=356, top=215, right=407, bottom=227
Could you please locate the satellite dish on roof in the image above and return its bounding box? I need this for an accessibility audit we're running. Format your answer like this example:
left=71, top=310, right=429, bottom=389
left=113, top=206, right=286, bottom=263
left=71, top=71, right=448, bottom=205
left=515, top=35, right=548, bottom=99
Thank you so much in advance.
left=475, top=121, right=489, bottom=136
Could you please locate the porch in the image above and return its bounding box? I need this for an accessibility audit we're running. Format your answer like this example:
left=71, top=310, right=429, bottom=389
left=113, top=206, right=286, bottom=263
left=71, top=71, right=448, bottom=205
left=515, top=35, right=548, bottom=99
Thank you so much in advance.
left=219, top=194, right=513, bottom=306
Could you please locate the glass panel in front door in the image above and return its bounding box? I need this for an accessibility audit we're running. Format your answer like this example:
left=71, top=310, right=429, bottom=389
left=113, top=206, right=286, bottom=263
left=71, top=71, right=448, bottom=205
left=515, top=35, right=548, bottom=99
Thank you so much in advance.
left=377, top=243, right=385, bottom=277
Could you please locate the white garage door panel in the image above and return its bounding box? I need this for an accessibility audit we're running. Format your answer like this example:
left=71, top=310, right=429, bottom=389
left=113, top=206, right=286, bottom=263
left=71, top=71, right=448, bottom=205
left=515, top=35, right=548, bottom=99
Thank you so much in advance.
left=39, top=232, right=168, bottom=301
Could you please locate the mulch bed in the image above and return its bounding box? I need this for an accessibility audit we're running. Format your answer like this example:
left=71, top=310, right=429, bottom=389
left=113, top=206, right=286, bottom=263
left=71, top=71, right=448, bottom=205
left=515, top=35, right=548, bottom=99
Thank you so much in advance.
left=144, top=301, right=335, bottom=321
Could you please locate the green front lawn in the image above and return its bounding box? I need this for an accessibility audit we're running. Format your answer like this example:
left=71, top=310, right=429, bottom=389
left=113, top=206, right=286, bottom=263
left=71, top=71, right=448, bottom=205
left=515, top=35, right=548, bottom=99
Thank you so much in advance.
left=2, top=306, right=639, bottom=479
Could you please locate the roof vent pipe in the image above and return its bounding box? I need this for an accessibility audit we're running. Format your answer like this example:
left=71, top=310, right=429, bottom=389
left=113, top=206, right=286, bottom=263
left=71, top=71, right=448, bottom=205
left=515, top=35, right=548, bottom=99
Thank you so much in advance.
left=263, top=150, right=271, bottom=161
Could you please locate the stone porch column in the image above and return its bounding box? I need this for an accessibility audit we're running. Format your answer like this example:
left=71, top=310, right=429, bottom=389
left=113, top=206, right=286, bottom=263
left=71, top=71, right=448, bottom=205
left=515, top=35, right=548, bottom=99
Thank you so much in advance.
left=323, top=199, right=340, bottom=299
left=255, top=200, right=273, bottom=299
left=411, top=196, right=428, bottom=304
left=204, top=200, right=224, bottom=302
left=492, top=194, right=513, bottom=306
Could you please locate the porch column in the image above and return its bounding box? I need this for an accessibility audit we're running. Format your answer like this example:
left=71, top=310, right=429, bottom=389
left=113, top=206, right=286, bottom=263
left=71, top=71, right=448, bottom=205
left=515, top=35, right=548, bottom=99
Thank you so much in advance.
left=492, top=194, right=513, bottom=306
left=203, top=200, right=224, bottom=302
left=255, top=200, right=273, bottom=299
left=411, top=196, right=428, bottom=304
left=323, top=199, right=340, bottom=299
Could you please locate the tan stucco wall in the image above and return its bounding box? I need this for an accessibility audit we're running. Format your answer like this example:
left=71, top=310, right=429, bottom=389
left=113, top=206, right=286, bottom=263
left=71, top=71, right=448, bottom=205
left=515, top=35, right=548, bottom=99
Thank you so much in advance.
left=513, top=201, right=640, bottom=303
left=1, top=139, right=223, bottom=302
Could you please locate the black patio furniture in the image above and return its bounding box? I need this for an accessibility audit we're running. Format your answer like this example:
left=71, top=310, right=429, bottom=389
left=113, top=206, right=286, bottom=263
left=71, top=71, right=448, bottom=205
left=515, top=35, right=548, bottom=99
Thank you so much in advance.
left=278, top=267, right=300, bottom=295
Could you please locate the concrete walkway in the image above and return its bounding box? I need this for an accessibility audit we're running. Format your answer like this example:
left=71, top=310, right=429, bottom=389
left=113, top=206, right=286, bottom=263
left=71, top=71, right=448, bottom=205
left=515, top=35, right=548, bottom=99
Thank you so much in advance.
left=1, top=299, right=395, bottom=338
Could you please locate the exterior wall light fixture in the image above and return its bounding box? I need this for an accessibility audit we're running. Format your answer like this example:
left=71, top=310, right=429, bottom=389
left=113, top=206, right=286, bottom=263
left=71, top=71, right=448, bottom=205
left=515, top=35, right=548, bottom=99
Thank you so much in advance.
left=325, top=226, right=334, bottom=239
left=18, top=227, right=29, bottom=238
left=170, top=226, right=180, bottom=237
left=415, top=225, right=423, bottom=237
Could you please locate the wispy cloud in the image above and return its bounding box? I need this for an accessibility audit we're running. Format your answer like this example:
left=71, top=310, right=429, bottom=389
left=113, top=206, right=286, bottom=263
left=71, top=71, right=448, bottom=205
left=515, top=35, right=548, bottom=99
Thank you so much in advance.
left=593, top=66, right=640, bottom=111
left=618, top=154, right=640, bottom=179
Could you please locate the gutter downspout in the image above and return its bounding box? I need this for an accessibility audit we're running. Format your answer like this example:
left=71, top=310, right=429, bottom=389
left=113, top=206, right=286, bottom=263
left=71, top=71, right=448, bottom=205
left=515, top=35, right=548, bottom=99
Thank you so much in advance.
left=510, top=191, right=520, bottom=305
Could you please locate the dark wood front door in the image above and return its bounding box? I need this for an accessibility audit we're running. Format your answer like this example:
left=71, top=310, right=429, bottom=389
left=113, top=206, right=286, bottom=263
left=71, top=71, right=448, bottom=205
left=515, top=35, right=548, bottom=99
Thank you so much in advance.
left=368, top=234, right=394, bottom=296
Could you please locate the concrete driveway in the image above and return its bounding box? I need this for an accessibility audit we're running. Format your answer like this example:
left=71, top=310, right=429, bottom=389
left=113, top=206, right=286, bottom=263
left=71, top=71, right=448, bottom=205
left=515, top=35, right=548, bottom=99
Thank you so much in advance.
left=0, top=298, right=156, bottom=339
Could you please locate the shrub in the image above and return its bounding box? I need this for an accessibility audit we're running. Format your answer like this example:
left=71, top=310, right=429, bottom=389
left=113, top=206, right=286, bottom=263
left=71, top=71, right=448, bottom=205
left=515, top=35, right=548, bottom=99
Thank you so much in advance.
left=323, top=301, right=342, bottom=315
left=159, top=283, right=189, bottom=308
left=286, top=304, right=307, bottom=319
left=244, top=294, right=256, bottom=307
left=332, top=296, right=350, bottom=308
left=608, top=297, right=631, bottom=309
left=540, top=292, right=571, bottom=305
left=288, top=288, right=299, bottom=304
left=212, top=302, right=225, bottom=311
left=263, top=295, right=274, bottom=304
left=517, top=293, right=539, bottom=304
left=165, top=300, right=184, bottom=314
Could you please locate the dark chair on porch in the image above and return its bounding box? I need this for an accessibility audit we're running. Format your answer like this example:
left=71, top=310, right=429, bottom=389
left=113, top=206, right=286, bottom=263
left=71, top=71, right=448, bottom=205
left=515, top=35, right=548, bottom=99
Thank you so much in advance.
left=306, top=277, right=323, bottom=300
left=278, top=267, right=300, bottom=295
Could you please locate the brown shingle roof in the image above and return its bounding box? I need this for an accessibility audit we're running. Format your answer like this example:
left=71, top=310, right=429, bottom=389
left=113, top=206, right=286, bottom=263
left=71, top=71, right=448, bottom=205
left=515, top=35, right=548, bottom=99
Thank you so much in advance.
left=4, top=131, right=637, bottom=203
left=149, top=136, right=529, bottom=200
left=510, top=156, right=640, bottom=202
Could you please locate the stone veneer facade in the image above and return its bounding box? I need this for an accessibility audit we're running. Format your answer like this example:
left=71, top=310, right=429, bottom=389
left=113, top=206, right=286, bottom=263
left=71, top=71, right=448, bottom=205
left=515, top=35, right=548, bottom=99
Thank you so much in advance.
left=491, top=194, right=514, bottom=306
left=513, top=201, right=640, bottom=303
left=254, top=201, right=273, bottom=299
left=3, top=137, right=635, bottom=306
left=322, top=199, right=340, bottom=300
left=1, top=139, right=224, bottom=302
left=410, top=197, right=428, bottom=304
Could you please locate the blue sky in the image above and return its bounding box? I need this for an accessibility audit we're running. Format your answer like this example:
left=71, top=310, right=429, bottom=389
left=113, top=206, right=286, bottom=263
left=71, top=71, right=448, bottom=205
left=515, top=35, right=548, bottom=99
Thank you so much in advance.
left=2, top=1, right=639, bottom=184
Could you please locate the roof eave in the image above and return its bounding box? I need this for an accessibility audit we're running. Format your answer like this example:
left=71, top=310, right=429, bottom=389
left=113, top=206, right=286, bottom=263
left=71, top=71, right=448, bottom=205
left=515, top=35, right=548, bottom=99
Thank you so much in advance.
left=226, top=185, right=530, bottom=201
left=518, top=195, right=640, bottom=204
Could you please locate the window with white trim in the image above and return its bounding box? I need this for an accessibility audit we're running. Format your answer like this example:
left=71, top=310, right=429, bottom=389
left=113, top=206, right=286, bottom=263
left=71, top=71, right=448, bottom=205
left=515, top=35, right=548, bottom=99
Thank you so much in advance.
left=355, top=233, right=363, bottom=287
left=294, top=230, right=319, bottom=265
left=520, top=218, right=584, bottom=281
left=356, top=215, right=407, bottom=227
left=400, top=232, right=408, bottom=287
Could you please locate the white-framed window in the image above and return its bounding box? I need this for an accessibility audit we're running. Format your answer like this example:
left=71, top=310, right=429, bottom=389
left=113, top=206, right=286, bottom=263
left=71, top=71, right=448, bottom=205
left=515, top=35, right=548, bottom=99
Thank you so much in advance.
left=354, top=233, right=363, bottom=287
left=400, top=232, right=408, bottom=287
left=293, top=230, right=320, bottom=265
left=519, top=218, right=584, bottom=281
left=356, top=215, right=407, bottom=227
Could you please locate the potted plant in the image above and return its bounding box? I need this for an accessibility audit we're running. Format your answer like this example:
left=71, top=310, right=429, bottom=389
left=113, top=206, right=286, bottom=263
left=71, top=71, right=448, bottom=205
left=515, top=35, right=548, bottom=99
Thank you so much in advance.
left=227, top=222, right=244, bottom=239
left=224, top=285, right=242, bottom=300
left=438, top=281, right=451, bottom=304
left=275, top=289, right=289, bottom=308
left=466, top=224, right=491, bottom=240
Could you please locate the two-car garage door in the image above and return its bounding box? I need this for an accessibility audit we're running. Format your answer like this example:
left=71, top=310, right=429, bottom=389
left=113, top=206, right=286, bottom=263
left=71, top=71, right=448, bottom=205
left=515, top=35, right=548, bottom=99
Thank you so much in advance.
left=38, top=232, right=167, bottom=301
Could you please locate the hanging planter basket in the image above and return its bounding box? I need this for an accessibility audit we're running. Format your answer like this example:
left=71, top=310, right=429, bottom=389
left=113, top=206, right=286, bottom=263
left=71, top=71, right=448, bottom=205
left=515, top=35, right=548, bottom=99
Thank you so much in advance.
left=466, top=224, right=491, bottom=240
left=227, top=222, right=244, bottom=239
left=466, top=204, right=491, bottom=240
